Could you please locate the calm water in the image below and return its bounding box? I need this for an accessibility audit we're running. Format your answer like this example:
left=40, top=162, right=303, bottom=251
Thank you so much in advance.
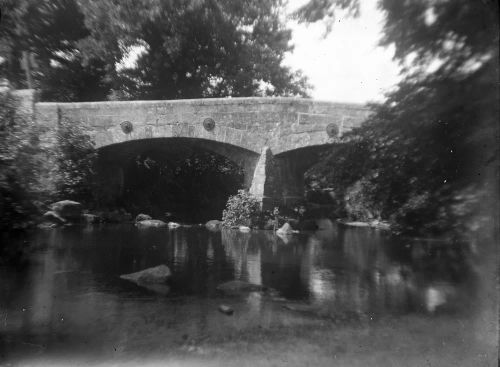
left=0, top=220, right=497, bottom=366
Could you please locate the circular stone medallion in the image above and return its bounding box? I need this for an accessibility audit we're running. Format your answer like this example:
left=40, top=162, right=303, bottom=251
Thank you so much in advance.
left=326, top=123, right=339, bottom=137
left=120, top=121, right=133, bottom=134
left=203, top=118, right=215, bottom=131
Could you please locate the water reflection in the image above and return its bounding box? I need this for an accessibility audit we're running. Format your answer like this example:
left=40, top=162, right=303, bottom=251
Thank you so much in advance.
left=0, top=220, right=485, bottom=362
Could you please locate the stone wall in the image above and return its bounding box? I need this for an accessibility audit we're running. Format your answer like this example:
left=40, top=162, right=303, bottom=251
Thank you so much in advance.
left=34, top=97, right=370, bottom=154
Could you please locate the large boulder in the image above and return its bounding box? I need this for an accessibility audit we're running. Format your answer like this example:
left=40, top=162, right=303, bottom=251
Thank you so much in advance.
left=135, top=213, right=152, bottom=222
left=216, top=280, right=265, bottom=295
left=50, top=200, right=83, bottom=221
left=120, top=265, right=172, bottom=284
left=276, top=222, right=296, bottom=235
left=205, top=220, right=222, bottom=231
left=136, top=219, right=167, bottom=228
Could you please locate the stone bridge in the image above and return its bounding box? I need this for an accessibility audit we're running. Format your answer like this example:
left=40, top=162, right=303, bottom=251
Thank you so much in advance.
left=32, top=95, right=370, bottom=209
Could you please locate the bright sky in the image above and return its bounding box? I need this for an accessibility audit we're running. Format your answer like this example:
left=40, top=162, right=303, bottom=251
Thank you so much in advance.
left=284, top=0, right=401, bottom=103
left=119, top=1, right=401, bottom=104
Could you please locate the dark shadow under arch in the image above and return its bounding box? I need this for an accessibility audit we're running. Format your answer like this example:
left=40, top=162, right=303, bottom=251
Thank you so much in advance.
left=94, top=138, right=260, bottom=222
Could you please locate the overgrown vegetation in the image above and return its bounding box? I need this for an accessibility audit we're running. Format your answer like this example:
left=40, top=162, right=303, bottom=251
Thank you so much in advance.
left=0, top=92, right=98, bottom=232
left=222, top=190, right=260, bottom=227
left=304, top=0, right=498, bottom=238
left=51, top=118, right=97, bottom=203
left=0, top=0, right=310, bottom=100
left=117, top=147, right=244, bottom=222
left=0, top=93, right=43, bottom=230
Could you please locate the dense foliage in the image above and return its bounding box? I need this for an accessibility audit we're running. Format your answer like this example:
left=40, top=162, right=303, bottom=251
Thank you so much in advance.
left=304, top=0, right=498, bottom=237
left=0, top=92, right=98, bottom=231
left=0, top=93, right=42, bottom=230
left=119, top=148, right=244, bottom=221
left=51, top=118, right=98, bottom=202
left=0, top=0, right=309, bottom=101
left=222, top=189, right=260, bottom=227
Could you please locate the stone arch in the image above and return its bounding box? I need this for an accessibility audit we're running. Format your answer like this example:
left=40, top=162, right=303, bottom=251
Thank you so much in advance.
left=95, top=137, right=262, bottom=211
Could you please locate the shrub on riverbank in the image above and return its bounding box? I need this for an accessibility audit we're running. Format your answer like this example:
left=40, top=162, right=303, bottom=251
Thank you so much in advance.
left=306, top=61, right=498, bottom=238
left=0, top=92, right=98, bottom=232
left=0, top=93, right=44, bottom=231
left=222, top=190, right=260, bottom=227
left=51, top=118, right=97, bottom=203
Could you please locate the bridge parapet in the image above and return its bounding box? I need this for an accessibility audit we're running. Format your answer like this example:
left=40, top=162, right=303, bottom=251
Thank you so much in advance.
left=34, top=97, right=370, bottom=154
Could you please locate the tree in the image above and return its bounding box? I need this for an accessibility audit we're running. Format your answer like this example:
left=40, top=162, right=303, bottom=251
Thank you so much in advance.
left=83, top=0, right=310, bottom=99
left=0, top=0, right=114, bottom=99
left=0, top=0, right=310, bottom=101
left=302, top=0, right=498, bottom=236
left=0, top=92, right=43, bottom=230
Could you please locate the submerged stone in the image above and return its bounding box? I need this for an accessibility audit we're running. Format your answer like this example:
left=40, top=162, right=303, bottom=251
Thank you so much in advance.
left=216, top=280, right=265, bottom=294
left=120, top=264, right=172, bottom=284
left=139, top=283, right=170, bottom=295
left=283, top=303, right=318, bottom=313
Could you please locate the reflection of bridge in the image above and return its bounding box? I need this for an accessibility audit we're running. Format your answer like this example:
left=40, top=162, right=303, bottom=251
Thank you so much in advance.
left=24, top=92, right=370, bottom=208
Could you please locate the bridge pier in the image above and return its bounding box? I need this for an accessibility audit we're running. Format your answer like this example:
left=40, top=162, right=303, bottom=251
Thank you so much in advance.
left=249, top=147, right=307, bottom=211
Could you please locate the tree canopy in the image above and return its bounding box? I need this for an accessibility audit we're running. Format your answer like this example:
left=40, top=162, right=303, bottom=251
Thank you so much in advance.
left=0, top=0, right=310, bottom=101
left=303, top=0, right=498, bottom=236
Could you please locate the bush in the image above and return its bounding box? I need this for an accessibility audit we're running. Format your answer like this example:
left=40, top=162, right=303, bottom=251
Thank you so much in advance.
left=51, top=118, right=97, bottom=203
left=222, top=190, right=260, bottom=227
left=0, top=92, right=43, bottom=231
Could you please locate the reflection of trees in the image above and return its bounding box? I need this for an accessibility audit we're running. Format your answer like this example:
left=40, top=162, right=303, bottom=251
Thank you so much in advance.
left=302, top=225, right=475, bottom=316
left=221, top=229, right=261, bottom=285
left=19, top=222, right=479, bottom=337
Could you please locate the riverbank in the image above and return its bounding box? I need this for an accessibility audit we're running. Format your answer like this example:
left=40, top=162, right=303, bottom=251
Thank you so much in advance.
left=4, top=306, right=495, bottom=367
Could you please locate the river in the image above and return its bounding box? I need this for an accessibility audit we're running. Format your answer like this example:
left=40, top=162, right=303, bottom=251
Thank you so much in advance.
left=0, top=220, right=497, bottom=366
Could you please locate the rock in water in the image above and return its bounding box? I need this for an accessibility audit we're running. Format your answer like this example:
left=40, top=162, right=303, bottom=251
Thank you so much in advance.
left=216, top=280, right=265, bottom=295
left=168, top=222, right=181, bottom=229
left=276, top=222, right=295, bottom=235
left=50, top=200, right=83, bottom=221
left=239, top=226, right=251, bottom=232
left=43, top=210, right=67, bottom=225
left=120, top=265, right=171, bottom=284
left=218, top=304, right=234, bottom=315
left=135, top=213, right=152, bottom=222
left=205, top=220, right=222, bottom=231
left=136, top=219, right=167, bottom=228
